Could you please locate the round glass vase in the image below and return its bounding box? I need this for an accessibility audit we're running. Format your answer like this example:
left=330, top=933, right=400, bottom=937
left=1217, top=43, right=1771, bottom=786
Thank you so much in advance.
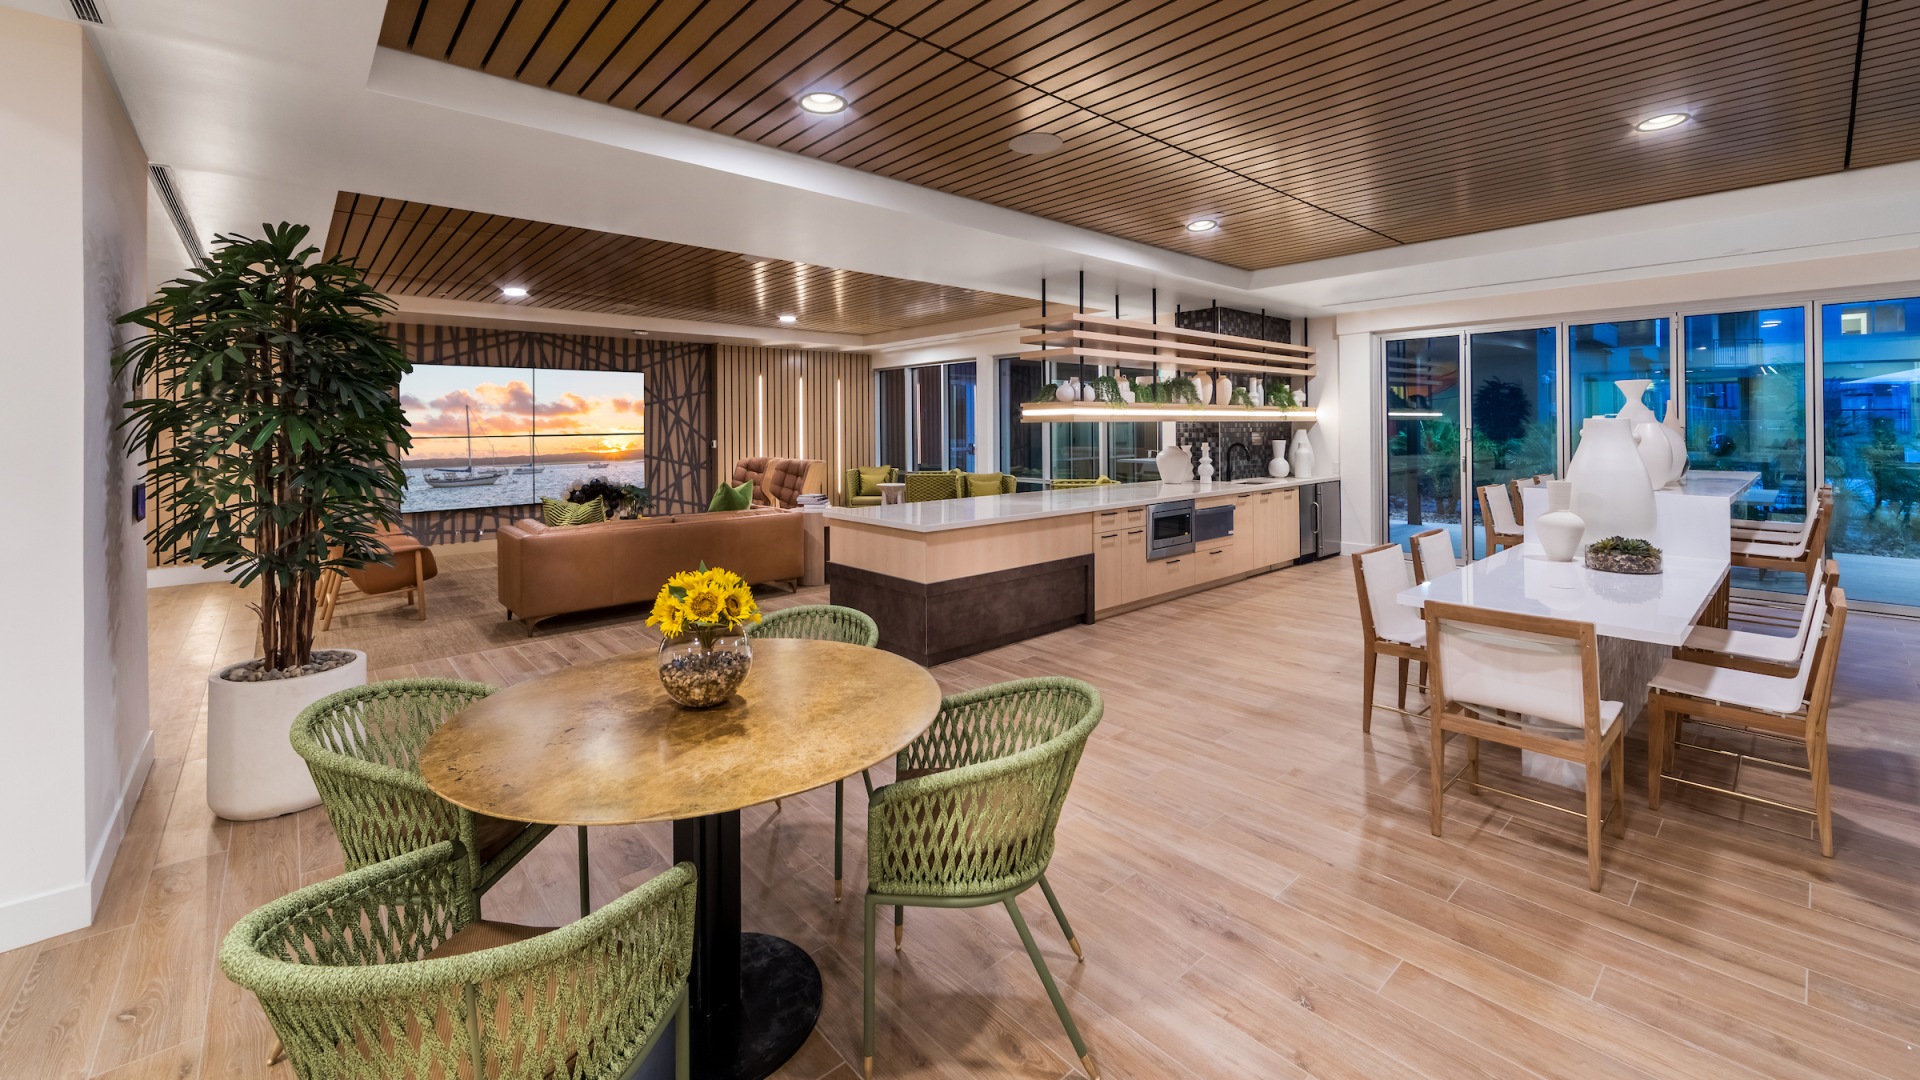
left=656, top=625, right=753, bottom=709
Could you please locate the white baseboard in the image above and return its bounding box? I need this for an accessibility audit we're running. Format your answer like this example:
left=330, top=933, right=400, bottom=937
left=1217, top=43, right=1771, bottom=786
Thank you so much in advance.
left=0, top=730, right=154, bottom=953
left=147, top=565, right=238, bottom=588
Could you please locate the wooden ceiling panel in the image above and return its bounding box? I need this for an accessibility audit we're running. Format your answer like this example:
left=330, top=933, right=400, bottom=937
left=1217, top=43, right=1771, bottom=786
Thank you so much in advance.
left=380, top=0, right=1920, bottom=269
left=324, top=192, right=1034, bottom=335
left=1850, top=1, right=1920, bottom=168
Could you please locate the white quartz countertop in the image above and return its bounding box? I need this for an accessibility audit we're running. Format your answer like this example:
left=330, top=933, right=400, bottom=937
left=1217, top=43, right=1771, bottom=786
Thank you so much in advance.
left=823, top=477, right=1328, bottom=533
left=1672, top=470, right=1761, bottom=499
left=1397, top=544, right=1729, bottom=646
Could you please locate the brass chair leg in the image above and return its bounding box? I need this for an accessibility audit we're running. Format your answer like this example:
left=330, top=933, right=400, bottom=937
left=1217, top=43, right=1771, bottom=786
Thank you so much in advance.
left=894, top=906, right=904, bottom=950
left=1037, top=873, right=1083, bottom=961
left=267, top=1037, right=286, bottom=1066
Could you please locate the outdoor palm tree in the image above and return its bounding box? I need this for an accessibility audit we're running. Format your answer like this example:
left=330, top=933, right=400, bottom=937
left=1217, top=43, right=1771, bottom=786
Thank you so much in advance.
left=113, top=223, right=412, bottom=672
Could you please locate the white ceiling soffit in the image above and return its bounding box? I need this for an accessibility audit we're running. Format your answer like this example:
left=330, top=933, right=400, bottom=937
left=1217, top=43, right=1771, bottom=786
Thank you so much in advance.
left=1248, top=159, right=1920, bottom=314
left=72, top=1, right=1279, bottom=322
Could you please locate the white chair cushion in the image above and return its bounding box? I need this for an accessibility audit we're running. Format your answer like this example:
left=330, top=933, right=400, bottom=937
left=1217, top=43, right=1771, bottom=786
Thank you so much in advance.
left=1649, top=658, right=1807, bottom=715
left=1381, top=624, right=1427, bottom=648
left=1681, top=625, right=1803, bottom=664
left=1458, top=698, right=1623, bottom=736
left=1733, top=538, right=1809, bottom=559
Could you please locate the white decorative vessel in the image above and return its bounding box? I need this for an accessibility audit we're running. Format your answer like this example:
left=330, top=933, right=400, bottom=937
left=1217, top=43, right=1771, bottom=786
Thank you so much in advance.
left=1082, top=378, right=1101, bottom=402
left=1288, top=430, right=1314, bottom=479
left=1196, top=442, right=1215, bottom=483
left=1614, top=378, right=1658, bottom=427
left=1267, top=444, right=1291, bottom=478
left=1248, top=377, right=1264, bottom=404
left=1661, top=398, right=1690, bottom=482
left=1568, top=416, right=1656, bottom=542
left=1633, top=419, right=1675, bottom=488
left=1215, top=374, right=1234, bottom=406
left=1535, top=480, right=1586, bottom=562
left=1116, top=378, right=1135, bottom=403
left=207, top=650, right=366, bottom=819
left=1156, top=443, right=1193, bottom=483
left=1194, top=374, right=1213, bottom=405
left=1061, top=377, right=1081, bottom=402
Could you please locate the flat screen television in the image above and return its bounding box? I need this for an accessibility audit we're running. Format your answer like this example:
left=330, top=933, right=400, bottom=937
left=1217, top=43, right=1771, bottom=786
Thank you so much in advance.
left=397, top=364, right=644, bottom=513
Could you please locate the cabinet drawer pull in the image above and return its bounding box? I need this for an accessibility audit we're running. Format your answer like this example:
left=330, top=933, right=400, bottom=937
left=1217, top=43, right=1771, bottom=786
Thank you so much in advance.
left=1126, top=529, right=1144, bottom=535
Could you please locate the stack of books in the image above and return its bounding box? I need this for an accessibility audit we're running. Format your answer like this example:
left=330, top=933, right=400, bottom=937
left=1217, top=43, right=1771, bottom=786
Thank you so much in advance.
left=795, top=492, right=829, bottom=509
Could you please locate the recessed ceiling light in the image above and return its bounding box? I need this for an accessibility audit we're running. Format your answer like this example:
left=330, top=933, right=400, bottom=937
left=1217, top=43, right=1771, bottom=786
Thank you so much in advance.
left=777, top=314, right=799, bottom=324
left=1185, top=219, right=1219, bottom=233
left=632, top=329, right=649, bottom=335
left=1008, top=132, right=1064, bottom=156
left=799, top=91, right=847, bottom=115
left=500, top=286, right=529, bottom=298
left=1634, top=112, right=1690, bottom=132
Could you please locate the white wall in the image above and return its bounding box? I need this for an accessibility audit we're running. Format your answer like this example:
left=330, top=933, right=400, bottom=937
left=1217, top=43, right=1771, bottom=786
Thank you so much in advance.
left=0, top=10, right=153, bottom=951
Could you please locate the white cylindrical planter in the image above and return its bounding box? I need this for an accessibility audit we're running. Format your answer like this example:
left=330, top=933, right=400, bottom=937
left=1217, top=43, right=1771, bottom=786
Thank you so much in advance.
left=206, top=650, right=366, bottom=820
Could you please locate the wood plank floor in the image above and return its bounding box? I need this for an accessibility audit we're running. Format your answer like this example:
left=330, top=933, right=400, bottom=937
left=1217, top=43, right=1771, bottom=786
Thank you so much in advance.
left=4, top=555, right=1919, bottom=1079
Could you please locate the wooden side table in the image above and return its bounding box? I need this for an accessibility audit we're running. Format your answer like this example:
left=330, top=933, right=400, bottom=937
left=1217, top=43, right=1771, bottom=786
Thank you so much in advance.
left=800, top=506, right=828, bottom=587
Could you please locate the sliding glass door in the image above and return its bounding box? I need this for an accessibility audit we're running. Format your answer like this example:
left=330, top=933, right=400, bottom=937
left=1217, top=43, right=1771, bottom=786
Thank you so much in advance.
left=1467, top=329, right=1558, bottom=558
left=1821, top=295, right=1920, bottom=608
left=1385, top=336, right=1463, bottom=552
left=1570, top=318, right=1671, bottom=451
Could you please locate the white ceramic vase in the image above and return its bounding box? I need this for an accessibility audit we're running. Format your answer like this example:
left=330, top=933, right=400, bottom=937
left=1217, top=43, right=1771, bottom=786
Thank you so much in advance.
left=1062, top=377, right=1081, bottom=402
left=1267, top=444, right=1291, bottom=478
left=1633, top=420, right=1675, bottom=488
left=1081, top=379, right=1100, bottom=402
left=1248, top=378, right=1264, bottom=405
left=1288, top=430, right=1314, bottom=479
left=1116, top=378, right=1135, bottom=403
left=1156, top=443, right=1193, bottom=483
left=1662, top=398, right=1690, bottom=481
left=1568, top=416, right=1656, bottom=543
left=1215, top=374, right=1234, bottom=406
left=1196, top=442, right=1215, bottom=483
left=1615, top=378, right=1658, bottom=427
left=206, top=650, right=367, bottom=820
left=1194, top=375, right=1212, bottom=405
left=1535, top=480, right=1586, bottom=562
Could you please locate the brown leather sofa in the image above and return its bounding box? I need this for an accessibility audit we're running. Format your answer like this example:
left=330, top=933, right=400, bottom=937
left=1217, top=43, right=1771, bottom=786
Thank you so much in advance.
left=731, top=457, right=827, bottom=507
left=496, top=508, right=804, bottom=629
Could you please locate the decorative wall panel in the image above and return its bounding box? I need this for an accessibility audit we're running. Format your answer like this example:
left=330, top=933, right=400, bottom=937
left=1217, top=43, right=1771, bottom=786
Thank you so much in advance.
left=714, top=347, right=874, bottom=504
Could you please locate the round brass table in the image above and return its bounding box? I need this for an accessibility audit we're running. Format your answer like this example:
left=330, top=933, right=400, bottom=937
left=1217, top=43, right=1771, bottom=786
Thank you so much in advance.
left=420, top=638, right=942, bottom=1080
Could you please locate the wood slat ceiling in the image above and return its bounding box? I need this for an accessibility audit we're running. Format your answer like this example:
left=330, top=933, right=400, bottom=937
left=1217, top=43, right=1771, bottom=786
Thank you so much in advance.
left=379, top=0, right=1920, bottom=271
left=324, top=192, right=1033, bottom=334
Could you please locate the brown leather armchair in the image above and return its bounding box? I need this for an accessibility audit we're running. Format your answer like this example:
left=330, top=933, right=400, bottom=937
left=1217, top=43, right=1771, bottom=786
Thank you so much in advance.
left=732, top=457, right=827, bottom=507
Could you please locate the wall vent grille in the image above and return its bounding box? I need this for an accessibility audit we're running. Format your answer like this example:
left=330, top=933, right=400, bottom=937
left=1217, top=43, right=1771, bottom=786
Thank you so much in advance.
left=148, top=165, right=209, bottom=270
left=69, top=0, right=106, bottom=25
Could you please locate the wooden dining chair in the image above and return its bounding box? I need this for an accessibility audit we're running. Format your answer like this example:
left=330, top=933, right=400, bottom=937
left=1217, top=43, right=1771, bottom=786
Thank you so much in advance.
left=1424, top=602, right=1627, bottom=890
left=1409, top=528, right=1457, bottom=584
left=1477, top=484, right=1524, bottom=554
left=1351, top=543, right=1429, bottom=732
left=1677, top=560, right=1837, bottom=675
left=1732, top=495, right=1831, bottom=588
left=1507, top=474, right=1550, bottom=526
left=1646, top=588, right=1849, bottom=856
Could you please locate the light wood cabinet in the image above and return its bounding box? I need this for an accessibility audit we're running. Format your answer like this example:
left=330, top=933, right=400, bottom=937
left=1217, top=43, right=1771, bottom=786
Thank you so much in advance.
left=1094, top=529, right=1126, bottom=610
left=1253, top=489, right=1302, bottom=568
left=1195, top=536, right=1243, bottom=583
left=1141, top=551, right=1198, bottom=596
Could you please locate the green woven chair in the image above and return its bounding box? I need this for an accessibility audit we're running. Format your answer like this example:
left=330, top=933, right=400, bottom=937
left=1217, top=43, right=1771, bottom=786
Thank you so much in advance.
left=749, top=604, right=881, bottom=901
left=863, top=677, right=1104, bottom=1079
left=291, top=679, right=557, bottom=898
left=1049, top=476, right=1116, bottom=489
left=846, top=465, right=899, bottom=507
left=220, top=841, right=696, bottom=1080
left=902, top=470, right=961, bottom=502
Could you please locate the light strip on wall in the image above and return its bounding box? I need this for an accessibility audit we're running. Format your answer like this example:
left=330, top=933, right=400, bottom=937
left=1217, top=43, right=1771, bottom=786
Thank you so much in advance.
left=797, top=376, right=805, bottom=458
left=756, top=374, right=765, bottom=456
left=1020, top=403, right=1319, bottom=421
left=835, top=377, right=844, bottom=499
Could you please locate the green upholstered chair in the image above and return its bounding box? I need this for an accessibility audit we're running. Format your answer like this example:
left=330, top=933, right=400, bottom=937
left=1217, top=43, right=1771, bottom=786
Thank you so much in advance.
left=749, top=604, right=881, bottom=901
left=960, top=472, right=1020, bottom=497
left=902, top=470, right=961, bottom=502
left=220, top=841, right=696, bottom=1080
left=291, top=679, right=557, bottom=898
left=863, top=678, right=1104, bottom=1079
left=846, top=465, right=898, bottom=507
left=1049, top=476, right=1117, bottom=489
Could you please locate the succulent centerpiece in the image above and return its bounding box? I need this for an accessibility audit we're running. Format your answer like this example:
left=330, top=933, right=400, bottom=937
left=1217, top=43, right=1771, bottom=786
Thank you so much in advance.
left=1584, top=535, right=1663, bottom=575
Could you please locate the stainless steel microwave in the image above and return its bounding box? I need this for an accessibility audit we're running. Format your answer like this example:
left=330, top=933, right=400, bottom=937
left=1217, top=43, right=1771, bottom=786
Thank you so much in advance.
left=1147, top=500, right=1195, bottom=560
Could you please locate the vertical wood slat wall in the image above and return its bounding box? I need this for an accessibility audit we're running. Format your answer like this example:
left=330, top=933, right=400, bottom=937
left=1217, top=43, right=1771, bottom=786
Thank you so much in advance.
left=714, top=347, right=874, bottom=504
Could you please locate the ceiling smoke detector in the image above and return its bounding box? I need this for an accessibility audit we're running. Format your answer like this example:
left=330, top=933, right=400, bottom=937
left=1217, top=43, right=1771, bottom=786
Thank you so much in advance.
left=1008, top=132, right=1064, bottom=156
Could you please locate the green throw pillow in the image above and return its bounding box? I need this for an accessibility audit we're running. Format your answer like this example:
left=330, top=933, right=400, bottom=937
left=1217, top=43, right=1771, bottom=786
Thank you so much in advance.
left=964, top=472, right=1006, bottom=497
left=708, top=479, right=754, bottom=512
left=854, top=466, right=893, bottom=496
left=542, top=496, right=607, bottom=526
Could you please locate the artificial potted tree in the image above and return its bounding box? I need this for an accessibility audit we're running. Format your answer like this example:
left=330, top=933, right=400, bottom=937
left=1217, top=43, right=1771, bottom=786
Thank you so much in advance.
left=114, top=223, right=412, bottom=820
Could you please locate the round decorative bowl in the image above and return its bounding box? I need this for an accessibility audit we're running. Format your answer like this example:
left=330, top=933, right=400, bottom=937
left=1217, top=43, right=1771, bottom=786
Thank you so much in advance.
left=656, top=628, right=753, bottom=708
left=1584, top=548, right=1663, bottom=575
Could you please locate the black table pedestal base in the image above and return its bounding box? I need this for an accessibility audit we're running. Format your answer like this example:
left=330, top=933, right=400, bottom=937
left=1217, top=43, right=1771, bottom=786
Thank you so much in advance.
left=696, top=932, right=822, bottom=1080
left=675, top=811, right=824, bottom=1080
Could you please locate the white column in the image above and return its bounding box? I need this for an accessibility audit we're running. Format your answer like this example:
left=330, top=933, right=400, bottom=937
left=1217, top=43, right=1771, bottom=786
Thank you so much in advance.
left=0, top=10, right=153, bottom=951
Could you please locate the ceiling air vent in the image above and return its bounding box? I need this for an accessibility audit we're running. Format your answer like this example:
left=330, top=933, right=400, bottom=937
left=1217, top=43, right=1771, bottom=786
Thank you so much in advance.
left=148, top=164, right=209, bottom=270
left=69, top=0, right=107, bottom=25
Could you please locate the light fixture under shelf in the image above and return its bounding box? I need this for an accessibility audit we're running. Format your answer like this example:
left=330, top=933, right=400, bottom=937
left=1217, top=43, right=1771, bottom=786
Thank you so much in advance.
left=1020, top=402, right=1317, bottom=424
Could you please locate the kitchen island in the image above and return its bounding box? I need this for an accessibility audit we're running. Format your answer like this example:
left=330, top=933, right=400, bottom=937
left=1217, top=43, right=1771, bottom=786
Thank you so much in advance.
left=824, top=477, right=1331, bottom=665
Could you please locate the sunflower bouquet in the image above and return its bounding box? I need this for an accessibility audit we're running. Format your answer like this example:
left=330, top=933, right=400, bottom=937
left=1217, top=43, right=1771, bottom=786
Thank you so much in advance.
left=647, top=563, right=762, bottom=646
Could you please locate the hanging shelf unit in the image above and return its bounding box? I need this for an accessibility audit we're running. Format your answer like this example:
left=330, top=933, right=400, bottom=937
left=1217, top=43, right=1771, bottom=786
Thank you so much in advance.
left=1019, top=401, right=1318, bottom=425
left=1017, top=310, right=1316, bottom=424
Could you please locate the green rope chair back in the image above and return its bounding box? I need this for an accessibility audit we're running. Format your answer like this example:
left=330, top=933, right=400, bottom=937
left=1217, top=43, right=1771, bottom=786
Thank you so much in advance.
left=220, top=842, right=696, bottom=1080
left=870, top=677, right=1102, bottom=899
left=290, top=678, right=496, bottom=878
left=748, top=605, right=880, bottom=647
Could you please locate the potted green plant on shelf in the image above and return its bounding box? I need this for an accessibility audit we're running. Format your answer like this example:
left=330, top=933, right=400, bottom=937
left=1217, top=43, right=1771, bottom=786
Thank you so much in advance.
left=113, top=223, right=413, bottom=820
